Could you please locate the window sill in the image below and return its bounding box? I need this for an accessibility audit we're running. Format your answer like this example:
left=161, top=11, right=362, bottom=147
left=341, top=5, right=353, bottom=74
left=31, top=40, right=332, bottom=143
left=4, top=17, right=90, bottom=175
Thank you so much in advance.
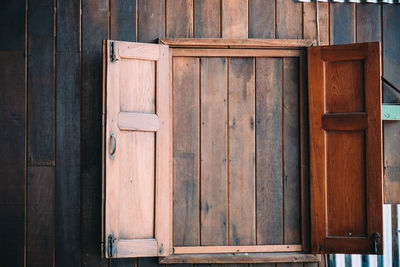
left=159, top=252, right=320, bottom=264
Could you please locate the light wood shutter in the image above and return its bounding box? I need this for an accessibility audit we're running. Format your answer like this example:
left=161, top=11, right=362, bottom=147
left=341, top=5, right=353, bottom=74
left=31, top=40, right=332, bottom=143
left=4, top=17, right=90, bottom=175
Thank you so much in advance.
left=308, top=42, right=383, bottom=254
left=103, top=41, right=171, bottom=258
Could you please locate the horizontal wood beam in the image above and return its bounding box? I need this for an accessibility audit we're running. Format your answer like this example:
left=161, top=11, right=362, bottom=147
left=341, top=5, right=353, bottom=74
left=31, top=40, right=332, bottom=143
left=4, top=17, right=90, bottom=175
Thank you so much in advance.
left=171, top=48, right=302, bottom=58
left=116, top=239, right=158, bottom=258
left=173, top=245, right=302, bottom=254
left=159, top=252, right=320, bottom=264
left=118, top=112, right=159, bottom=132
left=322, top=113, right=368, bottom=131
left=159, top=38, right=315, bottom=48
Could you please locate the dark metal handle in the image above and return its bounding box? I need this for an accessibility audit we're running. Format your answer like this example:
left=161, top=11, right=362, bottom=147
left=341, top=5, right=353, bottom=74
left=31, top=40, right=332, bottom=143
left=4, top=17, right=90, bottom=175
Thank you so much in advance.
left=110, top=132, right=116, bottom=159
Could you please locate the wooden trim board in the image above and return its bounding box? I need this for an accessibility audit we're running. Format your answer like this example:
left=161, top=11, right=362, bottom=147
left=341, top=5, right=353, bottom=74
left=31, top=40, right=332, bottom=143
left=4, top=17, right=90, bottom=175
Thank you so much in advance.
left=173, top=245, right=302, bottom=254
left=160, top=38, right=315, bottom=48
left=171, top=48, right=302, bottom=57
left=160, top=252, right=319, bottom=264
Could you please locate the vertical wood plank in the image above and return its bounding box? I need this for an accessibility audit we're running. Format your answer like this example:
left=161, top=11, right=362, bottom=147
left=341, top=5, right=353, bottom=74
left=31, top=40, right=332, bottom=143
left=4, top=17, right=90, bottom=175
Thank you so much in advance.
left=110, top=0, right=137, bottom=41
left=222, top=0, right=248, bottom=38
left=356, top=4, right=381, bottom=43
left=173, top=57, right=200, bottom=246
left=0, top=3, right=25, bottom=267
left=0, top=51, right=25, bottom=267
left=303, top=2, right=329, bottom=45
left=81, top=0, right=109, bottom=265
left=111, top=258, right=137, bottom=267
left=382, top=5, right=400, bottom=204
left=166, top=0, right=193, bottom=38
left=27, top=167, right=55, bottom=267
left=56, top=0, right=81, bottom=265
left=194, top=0, right=220, bottom=38
left=276, top=0, right=302, bottom=39
left=256, top=58, right=283, bottom=245
left=27, top=0, right=55, bottom=266
left=27, top=0, right=55, bottom=166
left=249, top=0, right=274, bottom=39
left=229, top=58, right=255, bottom=245
left=138, top=0, right=165, bottom=42
left=200, top=57, right=228, bottom=246
left=330, top=3, right=355, bottom=45
left=283, top=58, right=301, bottom=244
left=392, top=205, right=399, bottom=267
left=0, top=0, right=26, bottom=50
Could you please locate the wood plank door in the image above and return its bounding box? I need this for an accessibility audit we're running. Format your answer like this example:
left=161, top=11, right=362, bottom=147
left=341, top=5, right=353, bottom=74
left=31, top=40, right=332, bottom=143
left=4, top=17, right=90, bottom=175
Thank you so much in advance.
left=308, top=42, right=383, bottom=254
left=103, top=41, right=171, bottom=258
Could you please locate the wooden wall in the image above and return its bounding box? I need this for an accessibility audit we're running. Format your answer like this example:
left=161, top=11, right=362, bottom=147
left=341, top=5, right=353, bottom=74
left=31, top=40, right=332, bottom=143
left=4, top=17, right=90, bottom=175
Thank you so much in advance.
left=0, top=1, right=399, bottom=267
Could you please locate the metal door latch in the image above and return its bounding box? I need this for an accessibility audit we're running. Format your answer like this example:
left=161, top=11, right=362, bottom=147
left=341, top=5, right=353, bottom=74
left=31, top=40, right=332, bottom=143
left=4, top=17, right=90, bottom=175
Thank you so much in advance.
left=371, top=232, right=380, bottom=254
left=108, top=233, right=117, bottom=257
left=110, top=42, right=119, bottom=62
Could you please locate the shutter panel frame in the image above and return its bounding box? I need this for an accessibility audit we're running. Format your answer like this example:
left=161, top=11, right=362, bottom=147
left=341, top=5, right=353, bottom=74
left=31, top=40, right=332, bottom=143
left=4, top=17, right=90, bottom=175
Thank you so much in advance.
left=308, top=42, right=383, bottom=255
left=103, top=40, right=172, bottom=258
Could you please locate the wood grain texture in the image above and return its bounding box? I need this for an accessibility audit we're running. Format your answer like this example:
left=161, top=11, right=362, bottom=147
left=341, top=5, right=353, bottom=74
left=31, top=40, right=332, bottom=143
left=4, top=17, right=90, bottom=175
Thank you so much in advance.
left=326, top=131, right=367, bottom=237
left=256, top=58, right=283, bottom=245
left=27, top=166, right=55, bottom=267
left=27, top=0, right=55, bottom=166
left=110, top=0, right=137, bottom=41
left=56, top=51, right=81, bottom=267
left=356, top=4, right=381, bottom=43
left=171, top=48, right=301, bottom=58
left=194, top=0, right=220, bottom=38
left=81, top=0, right=109, bottom=265
left=249, top=0, right=274, bottom=38
left=228, top=58, right=255, bottom=245
left=383, top=5, right=400, bottom=204
left=0, top=0, right=25, bottom=50
left=330, top=3, right=355, bottom=45
left=105, top=42, right=172, bottom=258
left=160, top=253, right=319, bottom=264
left=27, top=1, right=55, bottom=266
left=118, top=112, right=159, bottom=131
left=55, top=0, right=81, bottom=266
left=174, top=244, right=301, bottom=254
left=200, top=57, right=228, bottom=245
left=161, top=38, right=314, bottom=48
left=166, top=0, right=193, bottom=38
left=118, top=58, right=156, bottom=239
left=276, top=0, right=302, bottom=39
left=303, top=2, right=329, bottom=45
left=308, top=43, right=382, bottom=254
left=138, top=0, right=165, bottom=42
left=283, top=58, right=301, bottom=245
left=173, top=57, right=200, bottom=246
left=222, top=0, right=248, bottom=38
left=0, top=51, right=25, bottom=267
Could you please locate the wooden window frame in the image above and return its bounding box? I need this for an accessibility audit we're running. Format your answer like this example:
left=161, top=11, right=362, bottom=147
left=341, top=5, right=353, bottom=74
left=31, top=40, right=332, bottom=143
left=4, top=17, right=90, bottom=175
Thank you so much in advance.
left=160, top=38, right=315, bottom=262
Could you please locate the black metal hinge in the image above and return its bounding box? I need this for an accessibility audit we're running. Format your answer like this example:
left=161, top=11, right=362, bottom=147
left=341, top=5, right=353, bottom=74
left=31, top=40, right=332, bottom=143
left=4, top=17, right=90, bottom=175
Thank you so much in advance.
left=110, top=42, right=118, bottom=63
left=371, top=232, right=380, bottom=254
left=108, top=233, right=117, bottom=257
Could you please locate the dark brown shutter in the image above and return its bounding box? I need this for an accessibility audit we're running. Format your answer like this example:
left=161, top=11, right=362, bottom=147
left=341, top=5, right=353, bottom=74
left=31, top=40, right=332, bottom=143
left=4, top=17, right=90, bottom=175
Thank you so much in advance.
left=308, top=42, right=383, bottom=254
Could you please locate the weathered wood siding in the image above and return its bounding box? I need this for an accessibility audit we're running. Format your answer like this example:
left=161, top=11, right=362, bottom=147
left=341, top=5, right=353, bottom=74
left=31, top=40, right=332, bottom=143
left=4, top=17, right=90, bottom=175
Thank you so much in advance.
left=0, top=1, right=398, bottom=267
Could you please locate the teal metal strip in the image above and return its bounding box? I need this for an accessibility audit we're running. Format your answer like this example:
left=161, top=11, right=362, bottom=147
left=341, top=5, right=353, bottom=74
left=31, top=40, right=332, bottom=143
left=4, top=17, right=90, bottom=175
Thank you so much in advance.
left=382, top=105, right=400, bottom=120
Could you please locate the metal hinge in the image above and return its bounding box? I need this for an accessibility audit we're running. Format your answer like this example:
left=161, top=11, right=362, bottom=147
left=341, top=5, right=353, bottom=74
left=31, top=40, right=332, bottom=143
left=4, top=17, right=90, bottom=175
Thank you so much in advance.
left=108, top=233, right=117, bottom=257
left=371, top=232, right=380, bottom=254
left=110, top=42, right=118, bottom=62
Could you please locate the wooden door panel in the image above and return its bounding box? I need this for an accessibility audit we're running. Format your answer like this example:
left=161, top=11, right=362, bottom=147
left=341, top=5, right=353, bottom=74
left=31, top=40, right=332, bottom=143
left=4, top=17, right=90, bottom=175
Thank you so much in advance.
left=103, top=41, right=171, bottom=258
left=308, top=42, right=383, bottom=254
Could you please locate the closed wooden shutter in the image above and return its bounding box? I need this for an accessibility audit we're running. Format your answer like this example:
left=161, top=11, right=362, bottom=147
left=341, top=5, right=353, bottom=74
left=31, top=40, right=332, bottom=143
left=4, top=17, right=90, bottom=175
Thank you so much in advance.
left=103, top=41, right=171, bottom=258
left=308, top=42, right=383, bottom=254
